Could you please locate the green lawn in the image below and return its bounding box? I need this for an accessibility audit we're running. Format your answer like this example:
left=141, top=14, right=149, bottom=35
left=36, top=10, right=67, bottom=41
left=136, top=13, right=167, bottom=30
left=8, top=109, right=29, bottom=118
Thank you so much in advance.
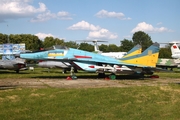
left=1, top=85, right=180, bottom=120
left=0, top=67, right=180, bottom=79
left=1, top=68, right=180, bottom=119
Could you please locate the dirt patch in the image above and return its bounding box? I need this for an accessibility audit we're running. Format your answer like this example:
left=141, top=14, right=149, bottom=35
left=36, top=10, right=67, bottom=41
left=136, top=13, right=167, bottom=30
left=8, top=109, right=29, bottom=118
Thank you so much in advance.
left=0, top=77, right=180, bottom=89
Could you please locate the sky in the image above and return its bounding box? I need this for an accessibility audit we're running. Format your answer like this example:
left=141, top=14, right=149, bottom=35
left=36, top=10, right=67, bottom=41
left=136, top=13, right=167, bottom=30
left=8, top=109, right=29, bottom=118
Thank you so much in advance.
left=0, top=0, right=180, bottom=47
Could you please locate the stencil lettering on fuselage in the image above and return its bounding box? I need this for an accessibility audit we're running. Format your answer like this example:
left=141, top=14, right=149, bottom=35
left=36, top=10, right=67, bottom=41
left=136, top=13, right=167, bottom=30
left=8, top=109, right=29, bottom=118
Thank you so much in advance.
left=48, top=52, right=64, bottom=57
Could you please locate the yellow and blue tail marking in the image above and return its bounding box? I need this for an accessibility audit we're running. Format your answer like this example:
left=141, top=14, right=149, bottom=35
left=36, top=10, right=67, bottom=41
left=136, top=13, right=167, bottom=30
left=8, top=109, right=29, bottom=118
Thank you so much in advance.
left=122, top=44, right=142, bottom=58
left=120, top=42, right=159, bottom=67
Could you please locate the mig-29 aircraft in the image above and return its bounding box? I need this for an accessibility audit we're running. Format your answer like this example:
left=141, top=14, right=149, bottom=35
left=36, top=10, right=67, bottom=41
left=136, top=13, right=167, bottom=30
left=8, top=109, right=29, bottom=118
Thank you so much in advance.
left=0, top=57, right=27, bottom=73
left=37, top=40, right=141, bottom=73
left=20, top=42, right=159, bottom=79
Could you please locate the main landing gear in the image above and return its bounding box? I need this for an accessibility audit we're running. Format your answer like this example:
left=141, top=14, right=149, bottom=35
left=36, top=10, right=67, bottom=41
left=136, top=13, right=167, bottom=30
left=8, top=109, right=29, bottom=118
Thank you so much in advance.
left=109, top=73, right=116, bottom=80
left=66, top=67, right=77, bottom=80
left=98, top=73, right=116, bottom=80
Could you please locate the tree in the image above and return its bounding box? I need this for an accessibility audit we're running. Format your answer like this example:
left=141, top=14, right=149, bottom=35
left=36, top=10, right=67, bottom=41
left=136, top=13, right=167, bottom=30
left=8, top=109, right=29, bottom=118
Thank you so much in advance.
left=78, top=43, right=94, bottom=52
left=159, top=47, right=171, bottom=58
left=132, top=31, right=153, bottom=51
left=19, top=34, right=43, bottom=51
left=0, top=33, right=8, bottom=44
left=108, top=44, right=120, bottom=52
left=43, top=37, right=63, bottom=48
left=54, top=38, right=64, bottom=46
left=99, top=44, right=108, bottom=52
left=43, top=37, right=55, bottom=48
left=64, top=41, right=79, bottom=48
left=119, top=39, right=134, bottom=52
left=9, top=34, right=22, bottom=43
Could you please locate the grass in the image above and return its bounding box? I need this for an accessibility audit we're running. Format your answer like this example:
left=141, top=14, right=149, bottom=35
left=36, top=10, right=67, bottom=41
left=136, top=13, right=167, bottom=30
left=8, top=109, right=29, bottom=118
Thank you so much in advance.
left=0, top=67, right=180, bottom=79
left=0, top=68, right=99, bottom=79
left=1, top=68, right=180, bottom=119
left=1, top=85, right=180, bottom=120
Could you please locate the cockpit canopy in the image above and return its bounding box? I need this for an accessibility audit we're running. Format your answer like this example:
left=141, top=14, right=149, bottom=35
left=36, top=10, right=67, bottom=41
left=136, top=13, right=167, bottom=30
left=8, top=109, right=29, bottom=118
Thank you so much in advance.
left=27, top=45, right=69, bottom=53
left=44, top=45, right=69, bottom=50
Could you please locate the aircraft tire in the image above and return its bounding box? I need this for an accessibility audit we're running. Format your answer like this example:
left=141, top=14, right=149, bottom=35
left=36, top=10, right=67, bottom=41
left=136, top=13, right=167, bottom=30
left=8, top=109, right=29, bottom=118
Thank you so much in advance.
left=71, top=75, right=77, bottom=80
left=109, top=74, right=116, bottom=80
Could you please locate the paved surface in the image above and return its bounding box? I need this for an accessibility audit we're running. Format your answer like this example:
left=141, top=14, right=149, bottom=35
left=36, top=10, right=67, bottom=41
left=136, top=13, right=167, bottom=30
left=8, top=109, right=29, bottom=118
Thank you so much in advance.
left=0, top=78, right=180, bottom=89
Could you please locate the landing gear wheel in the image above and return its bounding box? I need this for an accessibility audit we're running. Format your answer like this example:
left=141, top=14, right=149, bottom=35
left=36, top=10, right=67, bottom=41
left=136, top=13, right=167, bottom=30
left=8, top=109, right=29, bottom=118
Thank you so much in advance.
left=109, top=74, right=116, bottom=80
left=70, top=67, right=77, bottom=79
left=98, top=73, right=105, bottom=78
left=71, top=75, right=77, bottom=80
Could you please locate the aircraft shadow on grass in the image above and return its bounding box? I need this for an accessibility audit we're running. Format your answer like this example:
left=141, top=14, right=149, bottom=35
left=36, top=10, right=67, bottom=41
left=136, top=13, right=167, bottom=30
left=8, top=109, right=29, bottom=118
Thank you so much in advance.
left=31, top=73, right=154, bottom=80
left=0, top=85, right=17, bottom=90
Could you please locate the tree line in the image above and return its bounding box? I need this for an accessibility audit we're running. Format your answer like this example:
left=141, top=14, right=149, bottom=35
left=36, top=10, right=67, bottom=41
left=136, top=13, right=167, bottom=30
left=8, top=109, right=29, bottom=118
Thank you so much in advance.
left=0, top=31, right=171, bottom=58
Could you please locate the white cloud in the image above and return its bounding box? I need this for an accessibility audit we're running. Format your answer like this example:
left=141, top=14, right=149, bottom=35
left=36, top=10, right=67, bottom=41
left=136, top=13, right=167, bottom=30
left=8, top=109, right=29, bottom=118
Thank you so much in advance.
left=0, top=0, right=73, bottom=22
left=131, top=22, right=173, bottom=33
left=31, top=11, right=73, bottom=22
left=30, top=11, right=56, bottom=22
left=68, top=21, right=101, bottom=31
left=87, top=29, right=118, bottom=40
left=0, top=0, right=46, bottom=22
left=57, top=11, right=73, bottom=20
left=35, top=32, right=54, bottom=39
left=68, top=21, right=118, bottom=40
left=95, top=9, right=131, bottom=20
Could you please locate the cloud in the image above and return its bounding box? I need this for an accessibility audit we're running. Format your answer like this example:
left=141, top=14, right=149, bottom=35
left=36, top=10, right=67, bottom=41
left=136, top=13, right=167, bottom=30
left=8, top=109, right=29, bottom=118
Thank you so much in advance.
left=87, top=29, right=118, bottom=40
left=30, top=11, right=56, bottom=22
left=0, top=0, right=46, bottom=22
left=131, top=22, right=173, bottom=33
left=57, top=11, right=73, bottom=20
left=31, top=11, right=73, bottom=22
left=68, top=21, right=101, bottom=31
left=95, top=9, right=131, bottom=20
left=68, top=21, right=118, bottom=39
left=35, top=32, right=54, bottom=39
left=0, top=0, right=73, bottom=22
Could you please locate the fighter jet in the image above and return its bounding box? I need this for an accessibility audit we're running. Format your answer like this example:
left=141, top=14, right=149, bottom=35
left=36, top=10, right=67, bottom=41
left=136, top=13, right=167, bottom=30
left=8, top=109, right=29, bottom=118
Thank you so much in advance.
left=0, top=57, right=27, bottom=73
left=37, top=40, right=141, bottom=73
left=20, top=42, right=160, bottom=79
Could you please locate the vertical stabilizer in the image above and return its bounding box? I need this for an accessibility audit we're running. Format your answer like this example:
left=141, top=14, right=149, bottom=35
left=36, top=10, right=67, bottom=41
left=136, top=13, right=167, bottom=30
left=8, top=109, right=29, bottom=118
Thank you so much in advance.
left=171, top=43, right=180, bottom=58
left=122, top=44, right=142, bottom=58
left=93, top=41, right=99, bottom=52
left=120, top=42, right=160, bottom=67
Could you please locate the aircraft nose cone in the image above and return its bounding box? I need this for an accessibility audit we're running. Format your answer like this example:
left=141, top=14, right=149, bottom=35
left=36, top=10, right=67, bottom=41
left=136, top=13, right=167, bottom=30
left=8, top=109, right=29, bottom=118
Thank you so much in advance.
left=20, top=53, right=39, bottom=59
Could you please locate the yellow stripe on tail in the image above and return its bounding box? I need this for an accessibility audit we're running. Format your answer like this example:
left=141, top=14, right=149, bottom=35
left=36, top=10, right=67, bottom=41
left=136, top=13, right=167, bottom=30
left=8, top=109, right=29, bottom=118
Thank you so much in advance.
left=122, top=44, right=142, bottom=58
left=121, top=42, right=160, bottom=67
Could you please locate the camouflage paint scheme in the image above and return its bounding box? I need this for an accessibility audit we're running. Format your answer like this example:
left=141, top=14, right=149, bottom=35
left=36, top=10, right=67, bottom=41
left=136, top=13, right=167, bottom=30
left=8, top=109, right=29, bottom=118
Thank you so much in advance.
left=156, top=58, right=180, bottom=69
